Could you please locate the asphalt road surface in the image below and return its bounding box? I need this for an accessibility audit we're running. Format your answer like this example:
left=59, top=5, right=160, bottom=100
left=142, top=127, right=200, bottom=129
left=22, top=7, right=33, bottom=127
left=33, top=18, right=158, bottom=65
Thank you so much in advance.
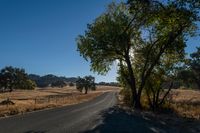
left=0, top=92, right=117, bottom=133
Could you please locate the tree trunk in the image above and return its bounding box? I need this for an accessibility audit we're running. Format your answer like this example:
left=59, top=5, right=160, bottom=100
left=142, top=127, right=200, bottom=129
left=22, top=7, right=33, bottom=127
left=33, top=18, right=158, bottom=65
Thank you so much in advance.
left=124, top=54, right=141, bottom=109
left=85, top=87, right=88, bottom=94
left=159, top=82, right=173, bottom=106
left=134, top=94, right=142, bottom=109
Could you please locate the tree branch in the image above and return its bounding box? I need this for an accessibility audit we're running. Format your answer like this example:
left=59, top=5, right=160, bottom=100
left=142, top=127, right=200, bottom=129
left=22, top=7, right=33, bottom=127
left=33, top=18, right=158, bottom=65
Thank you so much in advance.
left=159, top=81, right=173, bottom=106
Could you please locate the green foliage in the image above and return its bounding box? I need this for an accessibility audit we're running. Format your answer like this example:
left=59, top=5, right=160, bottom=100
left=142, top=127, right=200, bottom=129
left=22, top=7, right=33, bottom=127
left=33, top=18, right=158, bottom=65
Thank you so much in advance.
left=77, top=1, right=199, bottom=109
left=17, top=79, right=36, bottom=90
left=76, top=76, right=96, bottom=94
left=117, top=61, right=130, bottom=89
left=0, top=66, right=36, bottom=91
left=119, top=88, right=132, bottom=106
left=77, top=2, right=134, bottom=74
left=176, top=47, right=200, bottom=89
left=145, top=70, right=173, bottom=111
left=176, top=68, right=194, bottom=88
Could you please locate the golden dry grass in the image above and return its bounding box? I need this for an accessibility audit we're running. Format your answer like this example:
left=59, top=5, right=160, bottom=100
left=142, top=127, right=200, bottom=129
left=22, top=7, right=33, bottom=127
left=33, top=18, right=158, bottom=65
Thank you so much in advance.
left=119, top=88, right=200, bottom=119
left=0, top=86, right=119, bottom=117
left=170, top=89, right=200, bottom=119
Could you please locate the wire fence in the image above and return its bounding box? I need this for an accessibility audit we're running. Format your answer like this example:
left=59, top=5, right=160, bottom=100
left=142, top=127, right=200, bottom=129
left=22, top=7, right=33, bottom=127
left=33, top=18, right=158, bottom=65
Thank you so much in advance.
left=0, top=93, right=78, bottom=106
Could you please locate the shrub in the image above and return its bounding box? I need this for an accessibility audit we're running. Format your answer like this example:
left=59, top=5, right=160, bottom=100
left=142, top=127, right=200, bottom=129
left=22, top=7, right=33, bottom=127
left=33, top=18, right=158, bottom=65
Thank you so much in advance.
left=119, top=88, right=132, bottom=106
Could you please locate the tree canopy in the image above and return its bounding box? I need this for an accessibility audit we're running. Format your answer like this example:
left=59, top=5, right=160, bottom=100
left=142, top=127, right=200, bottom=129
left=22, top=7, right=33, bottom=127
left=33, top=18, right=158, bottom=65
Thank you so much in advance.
left=77, top=1, right=200, bottom=108
left=0, top=66, right=36, bottom=92
left=76, top=76, right=96, bottom=94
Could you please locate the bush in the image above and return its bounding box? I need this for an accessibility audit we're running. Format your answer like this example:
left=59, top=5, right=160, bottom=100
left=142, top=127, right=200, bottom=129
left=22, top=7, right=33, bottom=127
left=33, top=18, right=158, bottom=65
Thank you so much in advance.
left=119, top=88, right=132, bottom=106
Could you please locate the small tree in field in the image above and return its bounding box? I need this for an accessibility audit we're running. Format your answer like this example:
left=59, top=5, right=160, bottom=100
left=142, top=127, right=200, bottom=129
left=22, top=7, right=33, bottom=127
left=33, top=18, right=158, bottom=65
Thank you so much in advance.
left=76, top=76, right=96, bottom=94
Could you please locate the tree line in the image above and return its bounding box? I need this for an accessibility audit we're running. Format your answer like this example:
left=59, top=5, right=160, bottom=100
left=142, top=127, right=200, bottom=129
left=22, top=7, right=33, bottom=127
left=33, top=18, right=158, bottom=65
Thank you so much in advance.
left=76, top=0, right=200, bottom=109
left=0, top=66, right=98, bottom=94
left=176, top=47, right=200, bottom=89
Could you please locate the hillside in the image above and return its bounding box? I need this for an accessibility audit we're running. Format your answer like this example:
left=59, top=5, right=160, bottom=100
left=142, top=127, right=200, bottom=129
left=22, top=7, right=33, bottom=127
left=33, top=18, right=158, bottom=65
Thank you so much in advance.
left=28, top=74, right=77, bottom=87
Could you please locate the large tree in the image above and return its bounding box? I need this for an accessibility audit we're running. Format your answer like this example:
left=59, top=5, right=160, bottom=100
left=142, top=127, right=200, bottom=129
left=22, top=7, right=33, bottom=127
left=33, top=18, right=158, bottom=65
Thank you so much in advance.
left=77, top=1, right=199, bottom=108
left=0, top=66, right=36, bottom=92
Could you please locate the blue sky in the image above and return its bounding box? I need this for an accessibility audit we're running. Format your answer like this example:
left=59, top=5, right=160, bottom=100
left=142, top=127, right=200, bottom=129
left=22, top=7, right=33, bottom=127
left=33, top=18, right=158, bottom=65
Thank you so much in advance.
left=0, top=0, right=199, bottom=82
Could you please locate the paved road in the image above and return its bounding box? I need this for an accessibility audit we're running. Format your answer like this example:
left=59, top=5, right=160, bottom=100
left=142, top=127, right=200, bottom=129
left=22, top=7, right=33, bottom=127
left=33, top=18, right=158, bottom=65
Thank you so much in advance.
left=0, top=92, right=117, bottom=133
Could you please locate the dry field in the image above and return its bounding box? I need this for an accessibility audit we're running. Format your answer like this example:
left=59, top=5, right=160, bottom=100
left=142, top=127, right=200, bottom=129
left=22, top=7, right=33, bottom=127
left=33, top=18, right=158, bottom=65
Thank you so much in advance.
left=170, top=89, right=200, bottom=119
left=119, top=88, right=200, bottom=120
left=0, top=86, right=119, bottom=117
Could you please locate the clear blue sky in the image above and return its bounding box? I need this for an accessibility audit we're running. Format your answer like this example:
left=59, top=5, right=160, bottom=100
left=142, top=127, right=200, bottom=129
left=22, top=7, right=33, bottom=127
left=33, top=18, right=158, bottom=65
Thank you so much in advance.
left=0, top=0, right=199, bottom=82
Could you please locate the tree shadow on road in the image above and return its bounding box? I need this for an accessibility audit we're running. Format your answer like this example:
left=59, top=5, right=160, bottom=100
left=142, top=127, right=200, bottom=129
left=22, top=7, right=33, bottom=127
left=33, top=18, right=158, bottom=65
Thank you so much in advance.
left=81, top=106, right=198, bottom=133
left=24, top=130, right=47, bottom=133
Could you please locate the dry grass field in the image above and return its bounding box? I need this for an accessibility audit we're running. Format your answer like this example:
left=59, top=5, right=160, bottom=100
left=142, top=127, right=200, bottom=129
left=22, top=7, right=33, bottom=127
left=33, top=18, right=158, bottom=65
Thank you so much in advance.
left=119, top=88, right=200, bottom=120
left=0, top=86, right=119, bottom=117
left=170, top=89, right=200, bottom=119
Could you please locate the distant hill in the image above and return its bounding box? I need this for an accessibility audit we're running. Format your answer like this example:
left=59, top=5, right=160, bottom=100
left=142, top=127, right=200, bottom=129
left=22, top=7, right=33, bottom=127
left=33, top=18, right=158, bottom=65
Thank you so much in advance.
left=28, top=74, right=77, bottom=88
left=28, top=74, right=119, bottom=88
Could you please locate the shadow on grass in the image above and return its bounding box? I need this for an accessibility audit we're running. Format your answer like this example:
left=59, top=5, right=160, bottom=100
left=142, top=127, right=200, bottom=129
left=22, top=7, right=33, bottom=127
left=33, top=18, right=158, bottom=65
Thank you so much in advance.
left=81, top=106, right=193, bottom=133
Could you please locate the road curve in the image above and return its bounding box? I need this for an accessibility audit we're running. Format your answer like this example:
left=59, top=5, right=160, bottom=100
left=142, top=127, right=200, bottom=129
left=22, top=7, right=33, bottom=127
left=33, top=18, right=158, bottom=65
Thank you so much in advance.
left=0, top=92, right=117, bottom=133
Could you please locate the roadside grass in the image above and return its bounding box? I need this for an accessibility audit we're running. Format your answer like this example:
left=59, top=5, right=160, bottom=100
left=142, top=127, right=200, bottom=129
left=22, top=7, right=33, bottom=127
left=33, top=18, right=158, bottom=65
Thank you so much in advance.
left=119, top=88, right=200, bottom=120
left=0, top=92, right=102, bottom=117
left=0, top=86, right=118, bottom=117
left=170, top=89, right=200, bottom=119
left=118, top=89, right=200, bottom=133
